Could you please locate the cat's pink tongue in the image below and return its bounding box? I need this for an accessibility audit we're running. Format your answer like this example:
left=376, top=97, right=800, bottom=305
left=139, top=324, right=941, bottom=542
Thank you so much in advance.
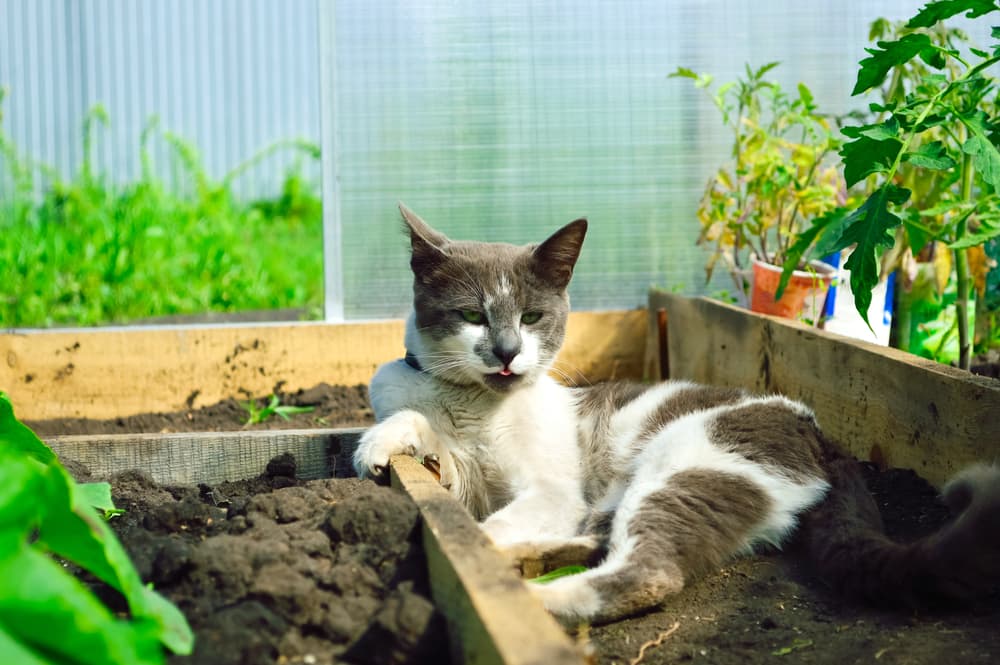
left=499, top=368, right=513, bottom=377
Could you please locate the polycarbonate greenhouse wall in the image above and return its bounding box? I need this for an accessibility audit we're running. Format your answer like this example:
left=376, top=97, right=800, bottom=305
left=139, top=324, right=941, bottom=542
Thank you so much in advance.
left=1, top=1, right=992, bottom=321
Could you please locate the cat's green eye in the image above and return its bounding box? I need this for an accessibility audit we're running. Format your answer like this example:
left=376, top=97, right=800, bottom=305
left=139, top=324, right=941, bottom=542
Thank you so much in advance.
left=521, top=311, right=543, bottom=325
left=460, top=310, right=486, bottom=325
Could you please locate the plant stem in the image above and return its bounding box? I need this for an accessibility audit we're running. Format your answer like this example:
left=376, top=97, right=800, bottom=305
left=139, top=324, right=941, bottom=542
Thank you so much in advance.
left=955, top=149, right=974, bottom=370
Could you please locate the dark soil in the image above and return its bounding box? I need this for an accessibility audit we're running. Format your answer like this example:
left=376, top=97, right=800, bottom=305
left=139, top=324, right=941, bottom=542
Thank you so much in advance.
left=586, top=464, right=1000, bottom=665
left=46, top=384, right=1000, bottom=664
left=28, top=382, right=373, bottom=437
left=970, top=350, right=1000, bottom=380
left=78, top=455, right=449, bottom=665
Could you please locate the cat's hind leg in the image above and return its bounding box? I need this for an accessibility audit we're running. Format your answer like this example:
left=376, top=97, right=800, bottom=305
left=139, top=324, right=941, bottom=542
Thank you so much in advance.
left=530, top=468, right=785, bottom=625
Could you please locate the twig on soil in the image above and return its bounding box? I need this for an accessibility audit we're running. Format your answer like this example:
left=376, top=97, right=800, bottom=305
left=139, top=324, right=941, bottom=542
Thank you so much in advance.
left=628, top=621, right=681, bottom=665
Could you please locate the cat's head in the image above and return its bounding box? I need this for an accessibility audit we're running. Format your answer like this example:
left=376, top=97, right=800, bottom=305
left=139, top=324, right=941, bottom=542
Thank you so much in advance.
left=399, top=203, right=587, bottom=393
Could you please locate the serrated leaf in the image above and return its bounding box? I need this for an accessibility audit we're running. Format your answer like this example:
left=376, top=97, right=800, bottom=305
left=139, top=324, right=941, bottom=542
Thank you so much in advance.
left=776, top=208, right=850, bottom=299
left=907, top=0, right=999, bottom=29
left=839, top=127, right=903, bottom=187
left=858, top=117, right=900, bottom=141
left=823, top=186, right=911, bottom=326
left=962, top=131, right=1000, bottom=191
left=919, top=45, right=948, bottom=69
left=853, top=34, right=934, bottom=95
left=905, top=141, right=957, bottom=170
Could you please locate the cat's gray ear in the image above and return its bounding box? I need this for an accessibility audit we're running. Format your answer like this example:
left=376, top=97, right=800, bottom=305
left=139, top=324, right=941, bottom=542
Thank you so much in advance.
left=531, top=218, right=587, bottom=289
left=399, top=203, right=449, bottom=278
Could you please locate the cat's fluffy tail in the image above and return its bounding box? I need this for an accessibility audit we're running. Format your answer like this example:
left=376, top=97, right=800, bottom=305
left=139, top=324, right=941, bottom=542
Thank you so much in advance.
left=803, top=456, right=1000, bottom=606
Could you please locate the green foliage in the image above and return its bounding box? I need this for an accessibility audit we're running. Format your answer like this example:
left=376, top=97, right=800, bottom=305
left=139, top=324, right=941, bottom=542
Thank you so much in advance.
left=0, top=392, right=193, bottom=664
left=782, top=0, right=1000, bottom=365
left=528, top=565, right=588, bottom=584
left=240, top=394, right=315, bottom=426
left=0, top=92, right=323, bottom=328
left=672, top=63, right=845, bottom=303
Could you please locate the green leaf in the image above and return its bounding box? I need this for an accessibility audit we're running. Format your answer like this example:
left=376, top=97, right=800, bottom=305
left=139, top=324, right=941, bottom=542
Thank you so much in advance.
left=823, top=186, right=911, bottom=326
left=797, top=83, right=815, bottom=111
left=918, top=44, right=948, bottom=69
left=962, top=130, right=1000, bottom=192
left=904, top=141, right=957, bottom=170
left=906, top=0, right=1000, bottom=29
left=950, top=210, right=1000, bottom=248
left=840, top=123, right=904, bottom=187
left=903, top=213, right=938, bottom=253
left=273, top=405, right=316, bottom=421
left=776, top=208, right=850, bottom=299
left=0, top=543, right=164, bottom=664
left=772, top=638, right=814, bottom=656
left=853, top=34, right=934, bottom=95
left=668, top=66, right=699, bottom=80
left=528, top=565, right=588, bottom=584
left=0, top=394, right=195, bottom=658
left=76, top=482, right=117, bottom=514
left=0, top=625, right=53, bottom=665
left=753, top=61, right=781, bottom=80
left=0, top=393, right=57, bottom=465
left=855, top=116, right=900, bottom=140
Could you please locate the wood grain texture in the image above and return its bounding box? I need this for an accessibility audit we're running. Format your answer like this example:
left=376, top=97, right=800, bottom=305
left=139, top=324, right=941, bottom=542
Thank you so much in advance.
left=2, top=310, right=645, bottom=421
left=650, top=292, right=1000, bottom=487
left=389, top=455, right=583, bottom=665
left=45, top=428, right=364, bottom=484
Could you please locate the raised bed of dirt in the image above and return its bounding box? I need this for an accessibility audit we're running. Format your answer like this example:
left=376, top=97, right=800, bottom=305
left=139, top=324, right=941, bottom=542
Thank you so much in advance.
left=43, top=384, right=1000, bottom=665
left=69, top=454, right=448, bottom=665
left=27, top=382, right=373, bottom=437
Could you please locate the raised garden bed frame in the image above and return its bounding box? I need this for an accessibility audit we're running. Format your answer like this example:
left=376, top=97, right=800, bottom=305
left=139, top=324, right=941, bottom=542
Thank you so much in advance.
left=5, top=298, right=1000, bottom=663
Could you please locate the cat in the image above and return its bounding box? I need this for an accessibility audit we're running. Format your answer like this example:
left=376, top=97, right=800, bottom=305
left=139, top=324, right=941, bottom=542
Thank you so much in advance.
left=353, top=204, right=1000, bottom=625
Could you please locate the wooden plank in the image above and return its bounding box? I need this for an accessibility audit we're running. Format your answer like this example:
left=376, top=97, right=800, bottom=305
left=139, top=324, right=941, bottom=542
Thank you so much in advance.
left=389, top=455, right=583, bottom=665
left=650, top=292, right=1000, bottom=487
left=1, top=310, right=645, bottom=421
left=44, top=428, right=364, bottom=484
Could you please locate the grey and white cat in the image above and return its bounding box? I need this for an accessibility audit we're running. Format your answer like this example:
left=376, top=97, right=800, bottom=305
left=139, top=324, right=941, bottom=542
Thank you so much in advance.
left=354, top=204, right=1000, bottom=625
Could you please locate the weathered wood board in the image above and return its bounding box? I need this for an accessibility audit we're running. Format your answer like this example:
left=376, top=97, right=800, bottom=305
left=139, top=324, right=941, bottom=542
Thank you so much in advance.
left=45, top=428, right=364, bottom=484
left=651, top=292, right=1000, bottom=487
left=390, top=455, right=583, bottom=665
left=1, top=310, right=645, bottom=421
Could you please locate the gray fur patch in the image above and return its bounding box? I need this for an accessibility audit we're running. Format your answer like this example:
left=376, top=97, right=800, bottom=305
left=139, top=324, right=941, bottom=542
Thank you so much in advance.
left=585, top=468, right=771, bottom=622
left=709, top=400, right=825, bottom=481
left=637, top=384, right=747, bottom=444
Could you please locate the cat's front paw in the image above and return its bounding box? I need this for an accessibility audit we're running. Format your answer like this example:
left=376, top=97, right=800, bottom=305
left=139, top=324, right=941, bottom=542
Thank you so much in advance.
left=353, top=410, right=433, bottom=479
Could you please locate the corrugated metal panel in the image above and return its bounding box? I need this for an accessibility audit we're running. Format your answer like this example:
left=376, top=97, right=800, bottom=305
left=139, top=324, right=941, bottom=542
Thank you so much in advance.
left=0, top=0, right=320, bottom=199
left=321, top=0, right=997, bottom=319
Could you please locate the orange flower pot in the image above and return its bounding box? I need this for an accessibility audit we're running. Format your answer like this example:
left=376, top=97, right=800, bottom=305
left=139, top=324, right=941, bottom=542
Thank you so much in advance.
left=750, top=259, right=835, bottom=320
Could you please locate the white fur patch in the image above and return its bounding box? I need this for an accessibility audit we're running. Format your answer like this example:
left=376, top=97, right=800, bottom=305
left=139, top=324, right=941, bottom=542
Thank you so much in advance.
left=529, top=571, right=605, bottom=622
left=510, top=328, right=541, bottom=375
